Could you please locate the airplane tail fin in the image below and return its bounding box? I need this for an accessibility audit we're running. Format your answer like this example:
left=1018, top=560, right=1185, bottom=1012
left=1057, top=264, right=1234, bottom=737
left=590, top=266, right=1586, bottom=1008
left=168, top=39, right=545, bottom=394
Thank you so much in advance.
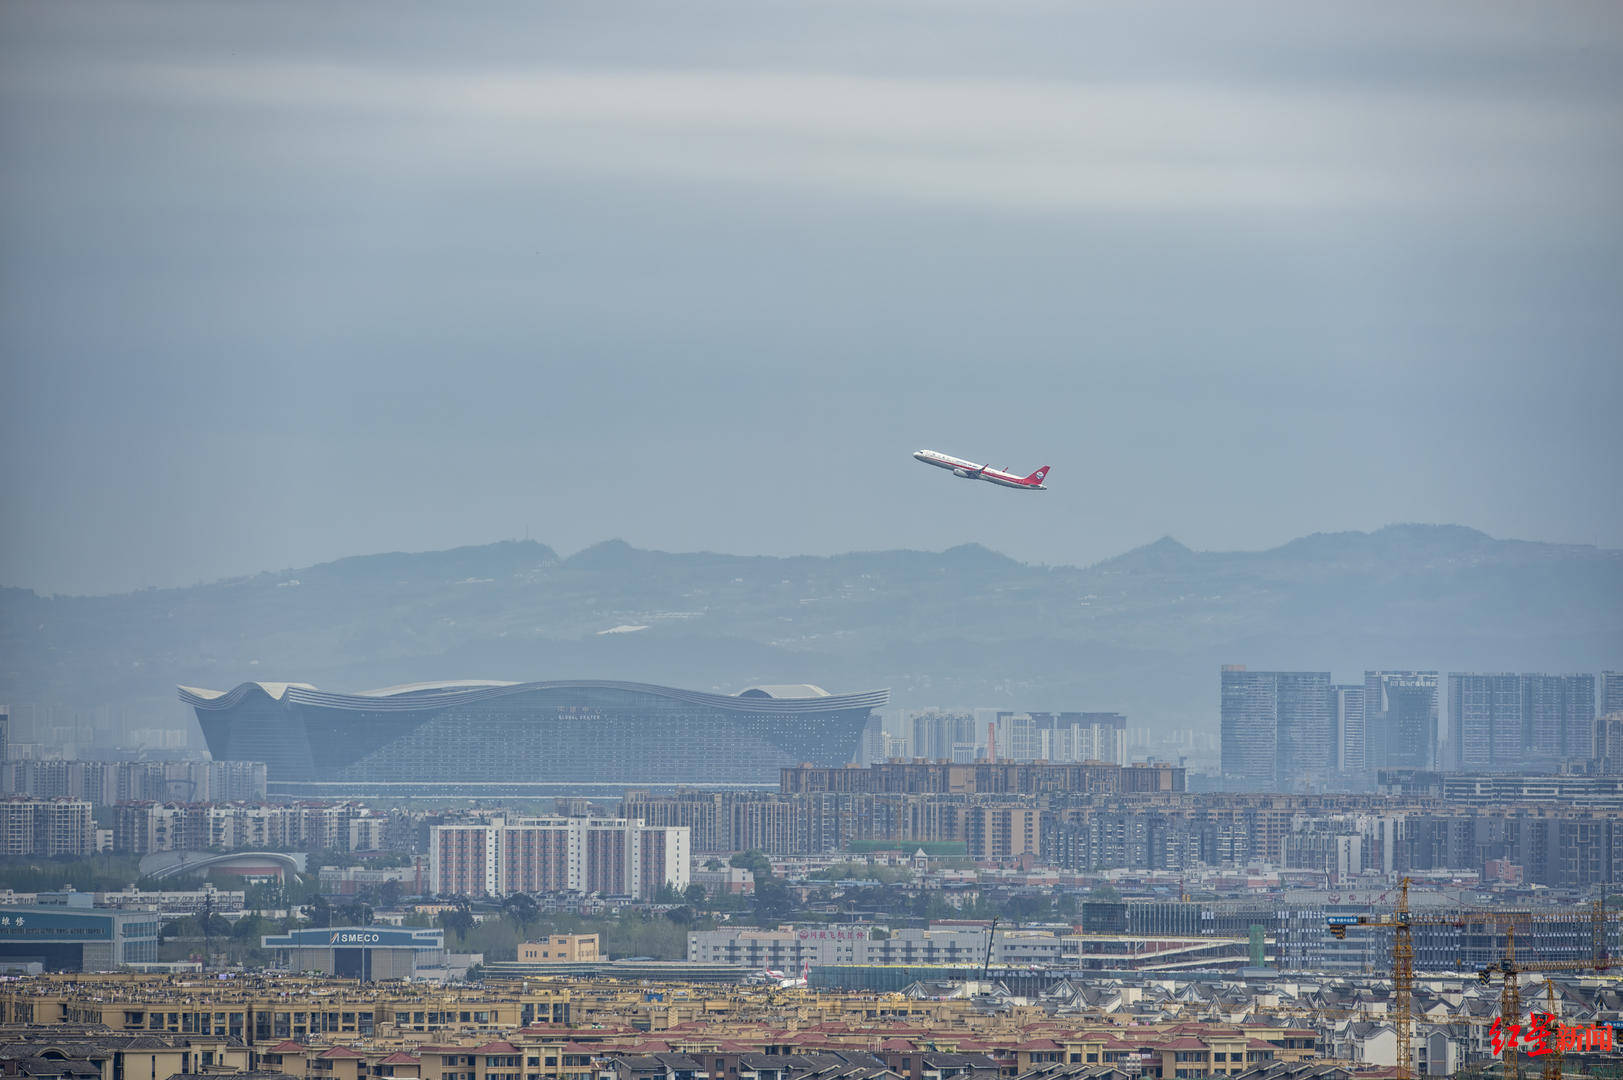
left=1024, top=465, right=1050, bottom=485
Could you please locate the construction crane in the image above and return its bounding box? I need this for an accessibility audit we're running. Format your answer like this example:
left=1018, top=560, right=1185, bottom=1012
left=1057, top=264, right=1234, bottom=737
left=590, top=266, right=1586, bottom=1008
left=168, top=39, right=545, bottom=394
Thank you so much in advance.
left=1478, top=920, right=1615, bottom=1080
left=1323, top=879, right=1600, bottom=1080
left=1326, top=878, right=1443, bottom=1080
left=1541, top=979, right=1562, bottom=1080
left=980, top=916, right=999, bottom=982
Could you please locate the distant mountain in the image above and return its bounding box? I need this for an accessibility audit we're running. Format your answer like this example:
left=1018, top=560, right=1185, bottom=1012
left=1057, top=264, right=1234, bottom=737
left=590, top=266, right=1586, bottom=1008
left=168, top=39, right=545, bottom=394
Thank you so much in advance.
left=1, top=526, right=1619, bottom=735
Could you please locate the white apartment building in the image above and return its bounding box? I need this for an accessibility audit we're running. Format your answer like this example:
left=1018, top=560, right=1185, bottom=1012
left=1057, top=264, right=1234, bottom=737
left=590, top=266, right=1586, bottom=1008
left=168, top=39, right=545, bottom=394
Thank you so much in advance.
left=428, top=817, right=688, bottom=900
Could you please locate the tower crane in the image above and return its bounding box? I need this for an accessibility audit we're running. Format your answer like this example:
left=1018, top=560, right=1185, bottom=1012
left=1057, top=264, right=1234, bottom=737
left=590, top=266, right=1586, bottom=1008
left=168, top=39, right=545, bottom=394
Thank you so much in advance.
left=1324, top=880, right=1607, bottom=1080
left=1327, top=879, right=1473, bottom=1080
left=1478, top=920, right=1615, bottom=1080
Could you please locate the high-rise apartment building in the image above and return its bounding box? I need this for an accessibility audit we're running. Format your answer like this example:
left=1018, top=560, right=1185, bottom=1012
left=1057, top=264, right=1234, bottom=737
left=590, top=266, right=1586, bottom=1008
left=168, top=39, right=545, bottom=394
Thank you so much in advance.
left=426, top=824, right=499, bottom=898
left=1597, top=712, right=1623, bottom=776
left=1600, top=672, right=1623, bottom=716
left=909, top=713, right=977, bottom=762
left=1220, top=667, right=1332, bottom=788
left=1449, top=673, right=1595, bottom=771
left=1523, top=673, right=1595, bottom=765
left=0, top=797, right=94, bottom=856
left=1364, top=671, right=1438, bottom=771
left=428, top=817, right=687, bottom=899
left=992, top=712, right=1126, bottom=765
left=1449, top=673, right=1522, bottom=771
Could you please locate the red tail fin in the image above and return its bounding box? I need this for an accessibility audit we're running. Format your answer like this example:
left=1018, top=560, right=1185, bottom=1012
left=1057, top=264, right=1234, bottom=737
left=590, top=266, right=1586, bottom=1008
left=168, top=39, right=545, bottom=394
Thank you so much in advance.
left=1024, top=465, right=1050, bottom=485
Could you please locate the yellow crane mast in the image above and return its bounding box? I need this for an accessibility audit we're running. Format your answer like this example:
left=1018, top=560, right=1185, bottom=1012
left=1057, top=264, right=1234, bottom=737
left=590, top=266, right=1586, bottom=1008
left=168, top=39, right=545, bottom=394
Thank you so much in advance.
left=1325, top=880, right=1606, bottom=1080
left=1479, top=920, right=1614, bottom=1080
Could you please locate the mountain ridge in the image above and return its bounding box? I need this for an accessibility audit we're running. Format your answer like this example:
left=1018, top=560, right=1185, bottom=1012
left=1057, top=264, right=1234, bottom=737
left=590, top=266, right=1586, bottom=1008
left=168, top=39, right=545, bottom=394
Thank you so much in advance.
left=9, top=523, right=1615, bottom=601
left=1, top=525, right=1618, bottom=738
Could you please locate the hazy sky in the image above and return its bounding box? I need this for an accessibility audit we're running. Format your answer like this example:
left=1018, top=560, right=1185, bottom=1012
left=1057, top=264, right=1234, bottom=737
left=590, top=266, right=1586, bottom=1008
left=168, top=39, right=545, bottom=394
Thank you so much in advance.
left=3, top=1, right=1621, bottom=595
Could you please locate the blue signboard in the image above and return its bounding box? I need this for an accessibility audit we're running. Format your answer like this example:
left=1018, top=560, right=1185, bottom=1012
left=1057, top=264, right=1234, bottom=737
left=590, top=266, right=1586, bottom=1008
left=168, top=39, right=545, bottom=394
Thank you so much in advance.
left=1325, top=915, right=1361, bottom=926
left=263, top=926, right=442, bottom=949
left=0, top=908, right=113, bottom=941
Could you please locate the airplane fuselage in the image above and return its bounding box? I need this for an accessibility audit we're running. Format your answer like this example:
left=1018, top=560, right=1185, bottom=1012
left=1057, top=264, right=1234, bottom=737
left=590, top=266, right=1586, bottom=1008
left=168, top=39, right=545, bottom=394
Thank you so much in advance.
left=912, top=450, right=1048, bottom=490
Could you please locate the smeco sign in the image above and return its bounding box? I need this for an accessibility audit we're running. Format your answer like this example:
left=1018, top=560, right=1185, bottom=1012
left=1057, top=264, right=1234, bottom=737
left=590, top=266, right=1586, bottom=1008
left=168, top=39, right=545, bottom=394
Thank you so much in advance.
left=330, top=931, right=382, bottom=945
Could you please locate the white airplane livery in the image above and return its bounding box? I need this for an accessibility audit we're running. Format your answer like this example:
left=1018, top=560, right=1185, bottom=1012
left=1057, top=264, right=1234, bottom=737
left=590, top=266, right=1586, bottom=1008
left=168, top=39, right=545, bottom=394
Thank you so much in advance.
left=913, top=449, right=1050, bottom=491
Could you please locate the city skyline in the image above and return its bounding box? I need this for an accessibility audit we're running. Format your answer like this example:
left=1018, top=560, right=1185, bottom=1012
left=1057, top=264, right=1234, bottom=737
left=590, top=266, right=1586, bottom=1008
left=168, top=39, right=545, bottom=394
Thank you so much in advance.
left=7, top=2, right=1623, bottom=1066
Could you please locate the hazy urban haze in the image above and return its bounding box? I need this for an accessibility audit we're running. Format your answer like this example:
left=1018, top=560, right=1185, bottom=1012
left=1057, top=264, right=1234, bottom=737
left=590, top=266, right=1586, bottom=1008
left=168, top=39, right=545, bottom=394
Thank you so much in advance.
left=10, top=3, right=1623, bottom=1025
left=3, top=1, right=1621, bottom=595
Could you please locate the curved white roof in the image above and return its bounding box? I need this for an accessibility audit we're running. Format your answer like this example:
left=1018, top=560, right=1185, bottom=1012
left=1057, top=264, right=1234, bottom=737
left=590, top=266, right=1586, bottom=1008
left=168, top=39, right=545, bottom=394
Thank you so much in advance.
left=177, top=681, right=318, bottom=702
left=738, top=684, right=831, bottom=698
left=180, top=679, right=883, bottom=714
left=357, top=679, right=518, bottom=696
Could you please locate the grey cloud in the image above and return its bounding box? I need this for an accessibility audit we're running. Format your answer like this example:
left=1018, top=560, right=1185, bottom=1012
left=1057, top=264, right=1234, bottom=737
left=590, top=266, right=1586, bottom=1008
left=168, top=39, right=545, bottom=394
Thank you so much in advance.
left=1, top=0, right=1620, bottom=594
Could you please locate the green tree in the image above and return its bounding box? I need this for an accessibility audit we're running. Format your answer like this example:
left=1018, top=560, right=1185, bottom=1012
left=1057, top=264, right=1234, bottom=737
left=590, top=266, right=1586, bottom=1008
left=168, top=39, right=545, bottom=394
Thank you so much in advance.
left=683, top=883, right=707, bottom=906
left=502, top=893, right=539, bottom=936
left=232, top=914, right=271, bottom=942
left=307, top=894, right=333, bottom=928
left=752, top=879, right=793, bottom=924
left=379, top=880, right=403, bottom=908
left=338, top=902, right=374, bottom=927
left=438, top=903, right=475, bottom=940
left=729, top=850, right=773, bottom=881
left=1003, top=893, right=1049, bottom=922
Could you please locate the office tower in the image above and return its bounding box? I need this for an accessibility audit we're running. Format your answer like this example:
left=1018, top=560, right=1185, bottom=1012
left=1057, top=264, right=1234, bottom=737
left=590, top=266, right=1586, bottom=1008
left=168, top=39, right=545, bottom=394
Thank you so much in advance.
left=1220, top=667, right=1332, bottom=788
left=0, top=708, right=7, bottom=764
left=1365, top=671, right=1439, bottom=771
left=1331, top=685, right=1365, bottom=772
left=1221, top=667, right=1276, bottom=788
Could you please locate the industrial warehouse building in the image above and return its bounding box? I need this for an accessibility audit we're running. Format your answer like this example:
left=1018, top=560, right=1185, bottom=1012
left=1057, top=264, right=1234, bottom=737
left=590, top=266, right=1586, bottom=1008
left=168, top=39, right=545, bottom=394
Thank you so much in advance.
left=0, top=903, right=159, bottom=971
left=180, top=680, right=886, bottom=794
left=260, top=926, right=446, bottom=981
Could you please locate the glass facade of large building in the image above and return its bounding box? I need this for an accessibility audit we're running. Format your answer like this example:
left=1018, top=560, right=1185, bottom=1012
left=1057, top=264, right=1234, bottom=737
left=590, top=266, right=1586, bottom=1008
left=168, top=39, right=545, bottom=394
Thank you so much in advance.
left=1219, top=666, right=1333, bottom=789
left=181, top=680, right=886, bottom=789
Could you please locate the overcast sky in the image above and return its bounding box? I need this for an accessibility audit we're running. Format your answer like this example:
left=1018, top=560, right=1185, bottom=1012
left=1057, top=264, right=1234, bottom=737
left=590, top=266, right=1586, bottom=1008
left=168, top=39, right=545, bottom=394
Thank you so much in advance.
left=3, top=1, right=1620, bottom=595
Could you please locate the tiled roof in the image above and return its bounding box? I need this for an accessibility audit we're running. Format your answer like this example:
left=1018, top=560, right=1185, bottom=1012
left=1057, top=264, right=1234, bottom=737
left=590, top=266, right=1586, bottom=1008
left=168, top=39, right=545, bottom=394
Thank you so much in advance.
left=318, top=1047, right=364, bottom=1059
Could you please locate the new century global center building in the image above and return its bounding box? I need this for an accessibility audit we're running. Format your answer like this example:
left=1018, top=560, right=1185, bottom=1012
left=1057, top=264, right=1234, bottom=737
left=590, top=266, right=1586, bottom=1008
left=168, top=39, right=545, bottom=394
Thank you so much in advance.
left=179, top=680, right=887, bottom=796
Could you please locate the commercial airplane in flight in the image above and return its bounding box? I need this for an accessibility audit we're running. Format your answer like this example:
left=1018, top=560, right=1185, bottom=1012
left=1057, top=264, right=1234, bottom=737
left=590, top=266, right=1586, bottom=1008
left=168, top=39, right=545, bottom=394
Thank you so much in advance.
left=913, top=449, right=1049, bottom=490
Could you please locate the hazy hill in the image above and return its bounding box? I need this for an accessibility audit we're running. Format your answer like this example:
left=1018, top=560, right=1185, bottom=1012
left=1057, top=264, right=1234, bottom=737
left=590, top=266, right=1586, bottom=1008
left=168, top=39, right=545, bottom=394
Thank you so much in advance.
left=2, top=526, right=1619, bottom=734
